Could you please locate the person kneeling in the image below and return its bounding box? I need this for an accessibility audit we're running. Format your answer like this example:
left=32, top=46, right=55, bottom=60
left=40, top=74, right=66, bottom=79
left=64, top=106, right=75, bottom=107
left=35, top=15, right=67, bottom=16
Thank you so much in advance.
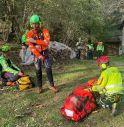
left=0, top=45, right=24, bottom=87
left=92, top=56, right=124, bottom=116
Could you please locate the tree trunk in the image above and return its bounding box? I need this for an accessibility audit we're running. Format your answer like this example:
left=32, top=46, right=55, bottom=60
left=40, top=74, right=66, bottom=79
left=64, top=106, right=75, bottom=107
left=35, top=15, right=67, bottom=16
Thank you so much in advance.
left=122, top=27, right=124, bottom=54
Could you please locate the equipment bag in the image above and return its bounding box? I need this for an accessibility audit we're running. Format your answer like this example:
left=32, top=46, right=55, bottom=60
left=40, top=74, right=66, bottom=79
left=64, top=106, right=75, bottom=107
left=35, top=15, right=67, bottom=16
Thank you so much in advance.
left=16, top=75, right=32, bottom=91
left=60, top=83, right=96, bottom=121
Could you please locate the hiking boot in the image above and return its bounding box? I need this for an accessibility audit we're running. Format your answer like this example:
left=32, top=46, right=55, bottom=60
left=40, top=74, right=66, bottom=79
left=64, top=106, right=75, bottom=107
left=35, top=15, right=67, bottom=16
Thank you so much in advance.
left=48, top=85, right=59, bottom=93
left=111, top=103, right=118, bottom=116
left=34, top=87, right=43, bottom=93
left=6, top=81, right=15, bottom=86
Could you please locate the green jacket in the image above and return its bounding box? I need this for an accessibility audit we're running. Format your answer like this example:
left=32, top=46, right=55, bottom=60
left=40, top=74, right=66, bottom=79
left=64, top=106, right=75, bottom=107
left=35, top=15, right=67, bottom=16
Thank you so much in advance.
left=92, top=67, right=124, bottom=95
left=96, top=45, right=104, bottom=52
left=0, top=55, right=20, bottom=75
left=87, top=44, right=94, bottom=50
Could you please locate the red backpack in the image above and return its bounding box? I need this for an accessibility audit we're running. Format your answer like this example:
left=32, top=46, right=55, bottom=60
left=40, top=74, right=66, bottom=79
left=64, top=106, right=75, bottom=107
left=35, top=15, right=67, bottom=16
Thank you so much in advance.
left=60, top=79, right=97, bottom=121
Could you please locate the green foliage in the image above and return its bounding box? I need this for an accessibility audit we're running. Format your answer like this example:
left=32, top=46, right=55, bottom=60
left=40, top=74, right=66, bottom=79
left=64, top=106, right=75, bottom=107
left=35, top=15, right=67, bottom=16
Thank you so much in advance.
left=0, top=0, right=124, bottom=45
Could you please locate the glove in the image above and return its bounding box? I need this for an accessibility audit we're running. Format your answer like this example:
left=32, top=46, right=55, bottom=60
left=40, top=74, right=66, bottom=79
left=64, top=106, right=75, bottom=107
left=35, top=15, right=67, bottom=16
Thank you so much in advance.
left=39, top=55, right=45, bottom=62
left=92, top=86, right=98, bottom=92
left=27, top=38, right=36, bottom=43
left=92, top=85, right=104, bottom=93
left=18, top=71, right=24, bottom=76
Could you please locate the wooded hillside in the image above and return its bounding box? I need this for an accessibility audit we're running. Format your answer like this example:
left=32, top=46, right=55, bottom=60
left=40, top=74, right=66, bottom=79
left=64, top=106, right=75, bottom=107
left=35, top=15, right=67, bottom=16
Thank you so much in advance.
left=0, top=0, right=124, bottom=46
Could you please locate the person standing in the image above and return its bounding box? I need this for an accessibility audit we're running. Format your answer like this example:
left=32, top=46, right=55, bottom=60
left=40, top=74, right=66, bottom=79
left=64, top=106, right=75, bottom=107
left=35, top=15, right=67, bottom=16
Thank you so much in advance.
left=20, top=29, right=29, bottom=64
left=96, top=42, right=104, bottom=59
left=87, top=43, right=94, bottom=60
left=76, top=38, right=82, bottom=59
left=26, top=15, right=58, bottom=93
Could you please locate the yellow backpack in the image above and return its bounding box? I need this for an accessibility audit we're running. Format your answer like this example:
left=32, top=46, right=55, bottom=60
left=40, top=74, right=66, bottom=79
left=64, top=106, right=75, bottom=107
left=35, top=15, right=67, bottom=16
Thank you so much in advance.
left=16, top=75, right=32, bottom=90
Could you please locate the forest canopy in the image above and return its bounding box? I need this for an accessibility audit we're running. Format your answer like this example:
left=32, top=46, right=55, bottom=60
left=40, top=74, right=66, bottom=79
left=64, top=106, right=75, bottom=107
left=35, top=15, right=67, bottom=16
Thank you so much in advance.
left=0, top=0, right=124, bottom=46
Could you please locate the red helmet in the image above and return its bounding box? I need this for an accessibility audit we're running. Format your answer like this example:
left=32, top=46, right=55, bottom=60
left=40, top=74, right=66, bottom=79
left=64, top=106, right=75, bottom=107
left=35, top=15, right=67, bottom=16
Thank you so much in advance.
left=97, top=56, right=109, bottom=66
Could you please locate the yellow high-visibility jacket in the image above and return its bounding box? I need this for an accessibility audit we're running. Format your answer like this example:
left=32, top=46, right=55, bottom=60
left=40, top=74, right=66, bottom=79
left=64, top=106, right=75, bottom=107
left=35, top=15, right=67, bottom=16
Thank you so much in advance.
left=92, top=67, right=124, bottom=95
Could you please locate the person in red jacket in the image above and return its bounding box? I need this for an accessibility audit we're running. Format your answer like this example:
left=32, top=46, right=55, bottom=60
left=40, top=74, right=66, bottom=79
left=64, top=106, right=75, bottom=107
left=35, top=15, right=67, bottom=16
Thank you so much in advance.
left=26, top=15, right=58, bottom=93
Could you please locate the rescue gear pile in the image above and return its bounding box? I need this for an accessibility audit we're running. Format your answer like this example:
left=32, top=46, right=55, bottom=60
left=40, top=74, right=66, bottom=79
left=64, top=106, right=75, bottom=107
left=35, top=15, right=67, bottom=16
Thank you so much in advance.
left=60, top=79, right=97, bottom=121
left=16, top=75, right=32, bottom=91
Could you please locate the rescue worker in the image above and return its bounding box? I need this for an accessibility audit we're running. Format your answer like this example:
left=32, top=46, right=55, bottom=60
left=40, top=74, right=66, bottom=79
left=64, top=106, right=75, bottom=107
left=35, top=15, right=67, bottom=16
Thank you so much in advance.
left=26, top=15, right=58, bottom=93
left=20, top=29, right=29, bottom=64
left=20, top=29, right=34, bottom=65
left=92, top=56, right=124, bottom=116
left=87, top=43, right=94, bottom=60
left=0, top=45, right=23, bottom=85
left=96, top=42, right=104, bottom=59
left=75, top=38, right=82, bottom=59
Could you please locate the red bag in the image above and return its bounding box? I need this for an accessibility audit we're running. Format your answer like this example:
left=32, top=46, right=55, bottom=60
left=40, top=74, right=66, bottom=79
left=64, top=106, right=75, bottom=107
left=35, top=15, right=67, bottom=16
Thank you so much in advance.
left=60, top=83, right=96, bottom=121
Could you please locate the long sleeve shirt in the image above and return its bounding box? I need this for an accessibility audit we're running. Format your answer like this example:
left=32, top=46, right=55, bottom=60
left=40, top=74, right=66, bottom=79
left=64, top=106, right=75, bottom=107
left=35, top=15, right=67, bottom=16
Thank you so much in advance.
left=92, top=67, right=123, bottom=95
left=0, top=55, right=20, bottom=75
left=96, top=45, right=104, bottom=52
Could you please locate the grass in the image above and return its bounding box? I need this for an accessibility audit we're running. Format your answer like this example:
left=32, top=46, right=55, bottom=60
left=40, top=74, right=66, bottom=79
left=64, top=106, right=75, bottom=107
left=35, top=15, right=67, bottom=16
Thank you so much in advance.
left=0, top=56, right=124, bottom=127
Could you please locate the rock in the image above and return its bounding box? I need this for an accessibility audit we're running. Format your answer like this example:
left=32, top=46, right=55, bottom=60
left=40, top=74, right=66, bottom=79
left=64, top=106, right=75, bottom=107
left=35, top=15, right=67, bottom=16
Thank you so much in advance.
left=49, top=41, right=76, bottom=62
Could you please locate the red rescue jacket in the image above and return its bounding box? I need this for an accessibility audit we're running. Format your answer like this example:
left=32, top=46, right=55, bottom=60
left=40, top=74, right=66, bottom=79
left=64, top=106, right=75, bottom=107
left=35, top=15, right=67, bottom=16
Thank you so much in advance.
left=26, top=28, right=50, bottom=58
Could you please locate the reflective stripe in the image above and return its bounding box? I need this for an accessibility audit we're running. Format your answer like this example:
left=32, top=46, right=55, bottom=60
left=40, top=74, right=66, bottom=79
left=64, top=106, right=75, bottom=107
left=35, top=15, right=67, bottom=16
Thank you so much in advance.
left=106, top=87, right=124, bottom=94
left=106, top=91, right=122, bottom=95
left=105, top=84, right=124, bottom=95
left=105, top=85, right=123, bottom=89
